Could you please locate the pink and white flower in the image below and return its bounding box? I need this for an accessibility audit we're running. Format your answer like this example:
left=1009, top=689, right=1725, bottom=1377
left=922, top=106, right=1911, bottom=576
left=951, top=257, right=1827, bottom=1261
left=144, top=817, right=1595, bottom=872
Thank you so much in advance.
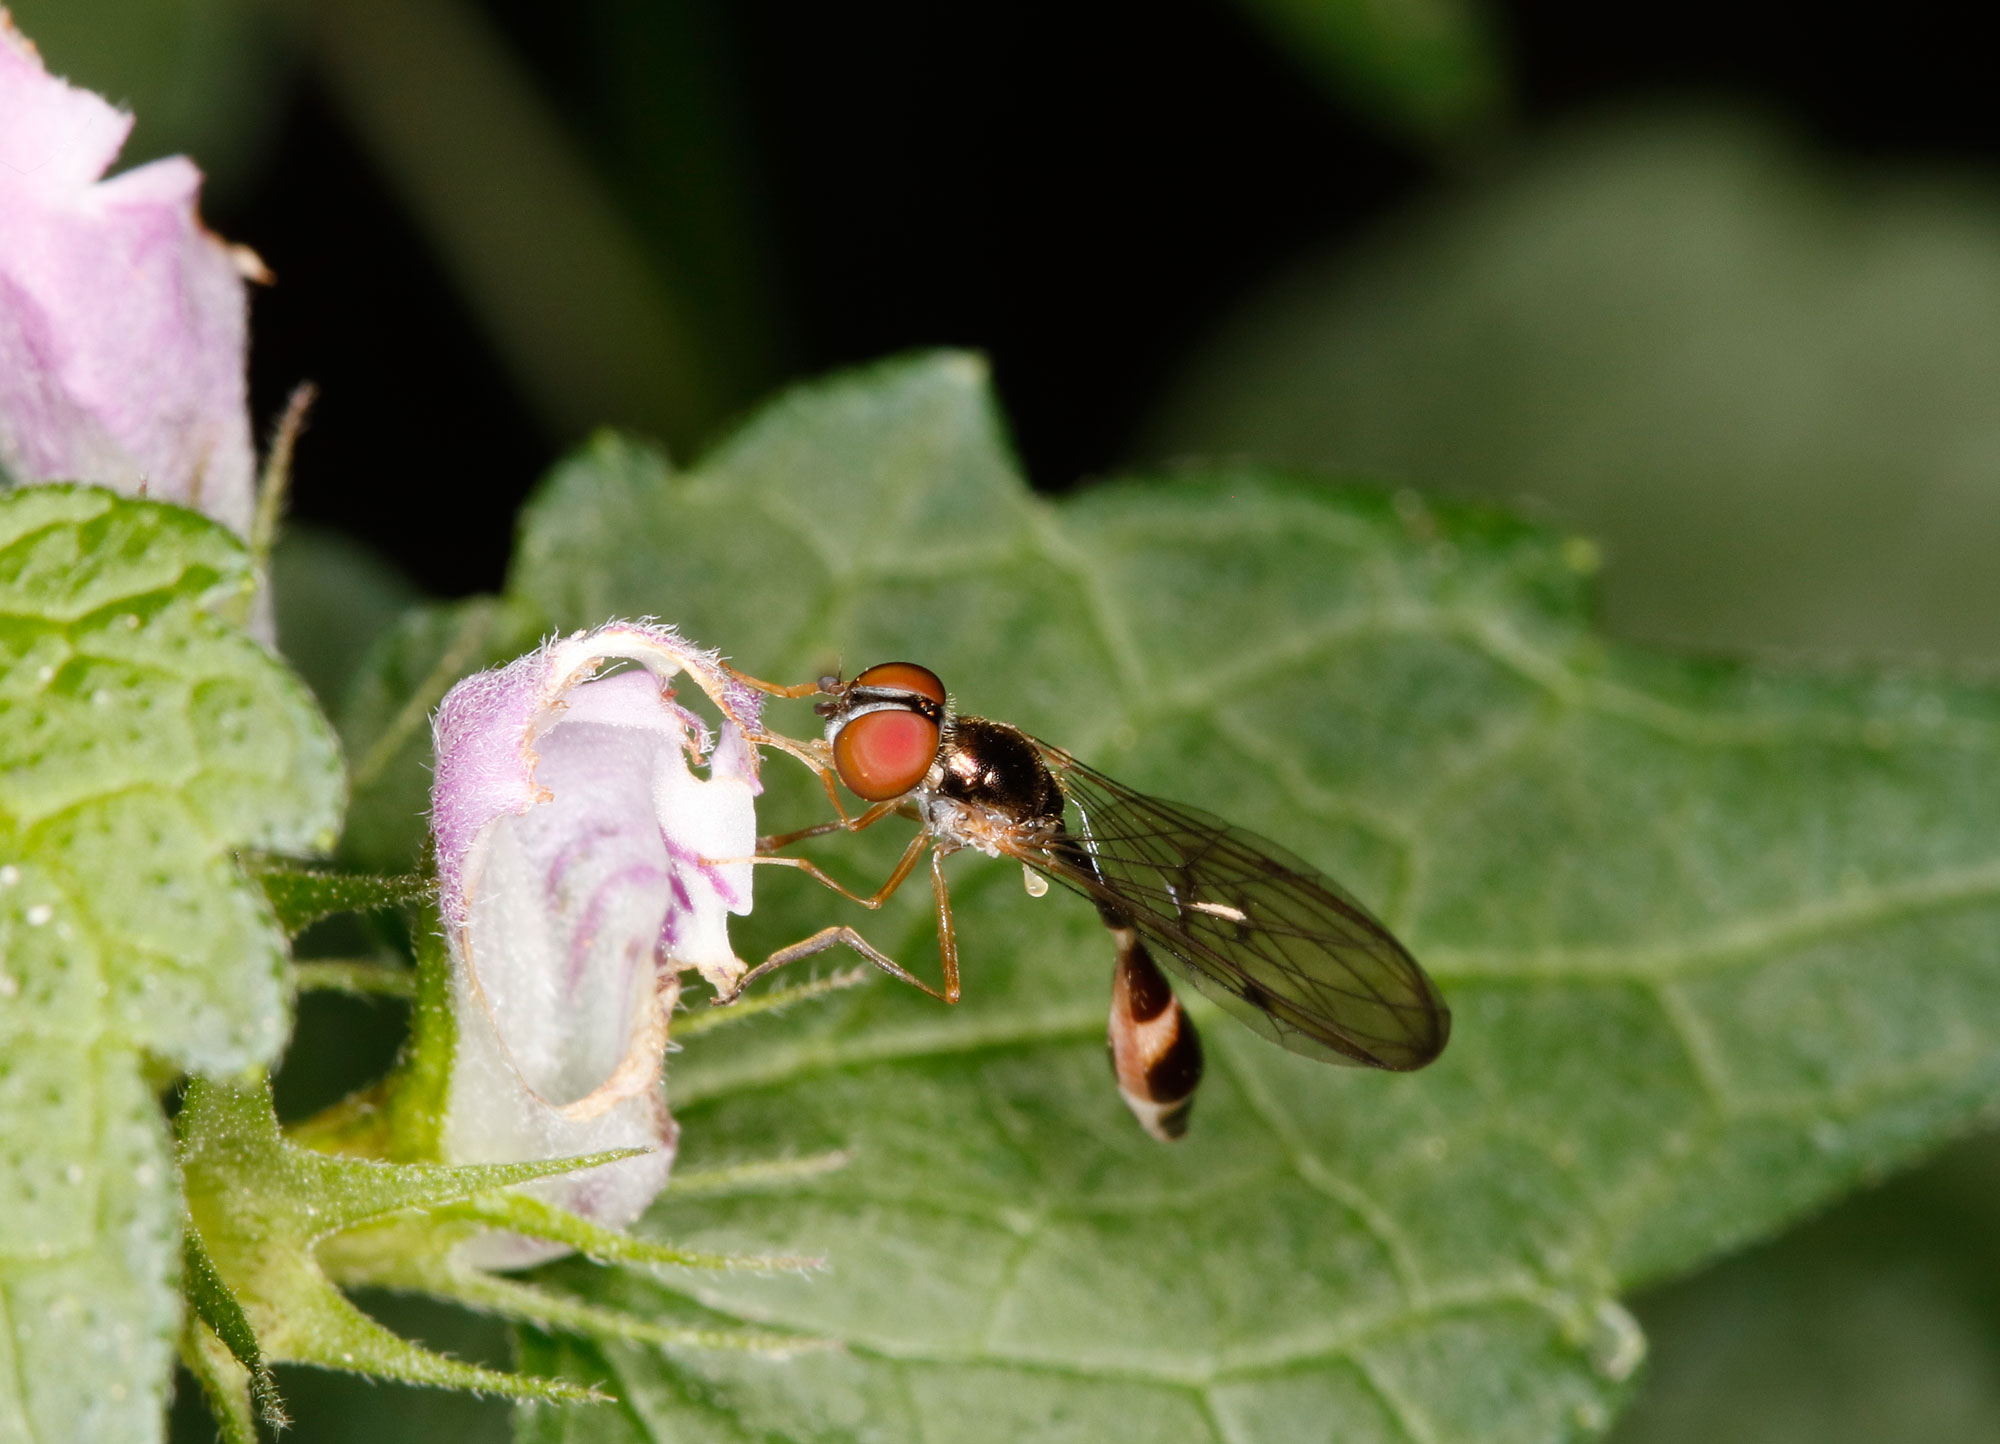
left=430, top=621, right=766, bottom=1265
left=0, top=17, right=259, bottom=535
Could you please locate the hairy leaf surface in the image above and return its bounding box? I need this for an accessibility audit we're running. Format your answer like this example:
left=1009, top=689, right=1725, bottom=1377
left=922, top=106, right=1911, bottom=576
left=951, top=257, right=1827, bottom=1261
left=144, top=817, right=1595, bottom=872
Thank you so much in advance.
left=0, top=487, right=342, bottom=1440
left=371, top=354, right=2000, bottom=1441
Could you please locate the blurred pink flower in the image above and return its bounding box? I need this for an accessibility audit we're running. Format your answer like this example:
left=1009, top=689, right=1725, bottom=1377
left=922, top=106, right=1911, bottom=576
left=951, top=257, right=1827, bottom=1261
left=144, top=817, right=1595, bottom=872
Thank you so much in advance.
left=431, top=621, right=767, bottom=1266
left=0, top=17, right=258, bottom=535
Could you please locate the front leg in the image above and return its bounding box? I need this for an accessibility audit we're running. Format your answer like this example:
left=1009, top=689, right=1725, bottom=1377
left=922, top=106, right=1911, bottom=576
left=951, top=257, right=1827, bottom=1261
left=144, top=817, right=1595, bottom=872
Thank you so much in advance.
left=719, top=662, right=837, bottom=700
left=717, top=663, right=864, bottom=825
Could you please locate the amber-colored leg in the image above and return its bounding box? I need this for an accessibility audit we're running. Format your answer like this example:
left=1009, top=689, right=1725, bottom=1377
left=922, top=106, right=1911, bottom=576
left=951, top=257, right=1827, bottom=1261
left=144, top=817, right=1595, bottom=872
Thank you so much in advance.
left=930, top=846, right=962, bottom=1003
left=711, top=842, right=964, bottom=1007
left=759, top=798, right=902, bottom=852
left=716, top=663, right=862, bottom=822
left=758, top=738, right=869, bottom=828
left=719, top=663, right=833, bottom=700
left=741, top=731, right=857, bottom=823
left=731, top=827, right=931, bottom=909
left=720, top=921, right=952, bottom=1004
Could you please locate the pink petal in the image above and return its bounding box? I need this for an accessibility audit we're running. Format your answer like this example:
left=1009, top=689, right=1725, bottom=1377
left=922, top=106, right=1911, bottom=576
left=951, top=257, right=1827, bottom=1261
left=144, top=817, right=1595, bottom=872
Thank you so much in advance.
left=0, top=18, right=255, bottom=535
left=430, top=621, right=767, bottom=1264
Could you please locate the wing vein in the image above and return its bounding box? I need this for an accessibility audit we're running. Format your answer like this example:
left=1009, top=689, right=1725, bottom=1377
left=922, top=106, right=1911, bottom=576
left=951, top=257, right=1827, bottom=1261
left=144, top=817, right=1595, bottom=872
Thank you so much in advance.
left=1010, top=740, right=1450, bottom=1071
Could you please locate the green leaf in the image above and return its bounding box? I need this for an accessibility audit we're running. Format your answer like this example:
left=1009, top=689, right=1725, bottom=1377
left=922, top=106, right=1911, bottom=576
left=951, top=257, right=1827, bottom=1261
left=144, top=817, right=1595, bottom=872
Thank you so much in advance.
left=181, top=1228, right=284, bottom=1429
left=0, top=485, right=342, bottom=1441
left=176, top=1074, right=616, bottom=1401
left=496, top=354, right=2000, bottom=1441
left=1151, top=114, right=2000, bottom=1428
left=1613, top=1130, right=2000, bottom=1444
left=514, top=1332, right=648, bottom=1444
left=1229, top=0, right=1508, bottom=145
left=442, top=1189, right=820, bottom=1274
left=180, top=1316, right=262, bottom=1444
left=1150, top=110, right=2000, bottom=666
left=180, top=1068, right=812, bottom=1415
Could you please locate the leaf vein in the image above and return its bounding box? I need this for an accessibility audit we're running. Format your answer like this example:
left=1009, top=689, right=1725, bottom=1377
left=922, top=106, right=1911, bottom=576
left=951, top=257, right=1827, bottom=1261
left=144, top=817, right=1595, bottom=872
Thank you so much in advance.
left=1426, top=858, right=2000, bottom=981
left=1208, top=1032, right=1427, bottom=1305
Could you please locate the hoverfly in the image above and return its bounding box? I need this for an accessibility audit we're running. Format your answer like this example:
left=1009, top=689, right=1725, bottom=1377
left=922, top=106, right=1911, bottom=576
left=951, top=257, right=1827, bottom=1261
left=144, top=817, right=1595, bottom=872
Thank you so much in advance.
left=720, top=661, right=1450, bottom=1140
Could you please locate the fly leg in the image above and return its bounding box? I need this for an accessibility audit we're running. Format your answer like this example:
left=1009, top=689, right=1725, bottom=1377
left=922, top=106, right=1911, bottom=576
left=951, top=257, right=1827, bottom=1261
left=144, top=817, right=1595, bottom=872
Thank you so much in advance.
left=706, top=834, right=954, bottom=1004
left=720, top=921, right=953, bottom=1004
left=721, top=665, right=833, bottom=701
left=729, top=827, right=930, bottom=910
left=720, top=663, right=862, bottom=823
left=707, top=840, right=963, bottom=1006
left=745, top=731, right=856, bottom=826
left=930, top=845, right=962, bottom=1004
left=758, top=798, right=906, bottom=853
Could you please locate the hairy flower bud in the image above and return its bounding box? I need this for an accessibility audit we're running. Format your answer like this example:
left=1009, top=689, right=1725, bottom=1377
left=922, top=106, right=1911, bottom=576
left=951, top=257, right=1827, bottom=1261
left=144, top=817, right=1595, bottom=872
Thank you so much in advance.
left=0, top=18, right=257, bottom=534
left=430, top=622, right=765, bottom=1264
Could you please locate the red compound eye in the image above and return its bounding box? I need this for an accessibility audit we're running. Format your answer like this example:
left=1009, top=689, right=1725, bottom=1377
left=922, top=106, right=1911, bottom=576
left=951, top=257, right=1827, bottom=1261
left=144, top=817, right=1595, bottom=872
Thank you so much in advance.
left=852, top=661, right=945, bottom=704
left=831, top=662, right=946, bottom=800
left=834, top=708, right=940, bottom=800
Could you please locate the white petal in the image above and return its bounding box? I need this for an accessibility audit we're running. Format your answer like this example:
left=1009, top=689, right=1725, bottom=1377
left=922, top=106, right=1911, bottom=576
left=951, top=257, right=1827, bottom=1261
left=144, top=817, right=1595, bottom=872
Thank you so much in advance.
left=430, top=621, right=767, bottom=1264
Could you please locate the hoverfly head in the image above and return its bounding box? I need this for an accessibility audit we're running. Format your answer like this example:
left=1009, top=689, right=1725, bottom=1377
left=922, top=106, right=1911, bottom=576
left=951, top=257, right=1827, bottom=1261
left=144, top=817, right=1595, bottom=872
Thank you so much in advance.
left=822, top=662, right=949, bottom=801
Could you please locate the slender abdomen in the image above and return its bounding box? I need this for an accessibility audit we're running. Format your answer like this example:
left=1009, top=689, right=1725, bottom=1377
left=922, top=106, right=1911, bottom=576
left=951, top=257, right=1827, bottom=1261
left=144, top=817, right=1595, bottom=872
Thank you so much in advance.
left=1107, top=926, right=1203, bottom=1141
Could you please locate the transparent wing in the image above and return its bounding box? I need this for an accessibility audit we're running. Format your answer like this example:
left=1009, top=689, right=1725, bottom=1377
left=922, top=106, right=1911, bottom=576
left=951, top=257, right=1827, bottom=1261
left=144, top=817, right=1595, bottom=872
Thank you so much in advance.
left=1022, top=742, right=1449, bottom=1071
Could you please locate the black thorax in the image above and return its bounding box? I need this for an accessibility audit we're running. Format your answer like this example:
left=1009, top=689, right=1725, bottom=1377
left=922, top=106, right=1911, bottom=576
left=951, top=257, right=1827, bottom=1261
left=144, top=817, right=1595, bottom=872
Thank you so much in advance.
left=933, top=717, right=1065, bottom=825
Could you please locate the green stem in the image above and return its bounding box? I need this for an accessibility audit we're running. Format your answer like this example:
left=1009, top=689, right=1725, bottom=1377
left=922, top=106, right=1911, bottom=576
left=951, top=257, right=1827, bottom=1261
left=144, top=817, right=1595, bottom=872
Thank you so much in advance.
left=294, top=958, right=417, bottom=999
